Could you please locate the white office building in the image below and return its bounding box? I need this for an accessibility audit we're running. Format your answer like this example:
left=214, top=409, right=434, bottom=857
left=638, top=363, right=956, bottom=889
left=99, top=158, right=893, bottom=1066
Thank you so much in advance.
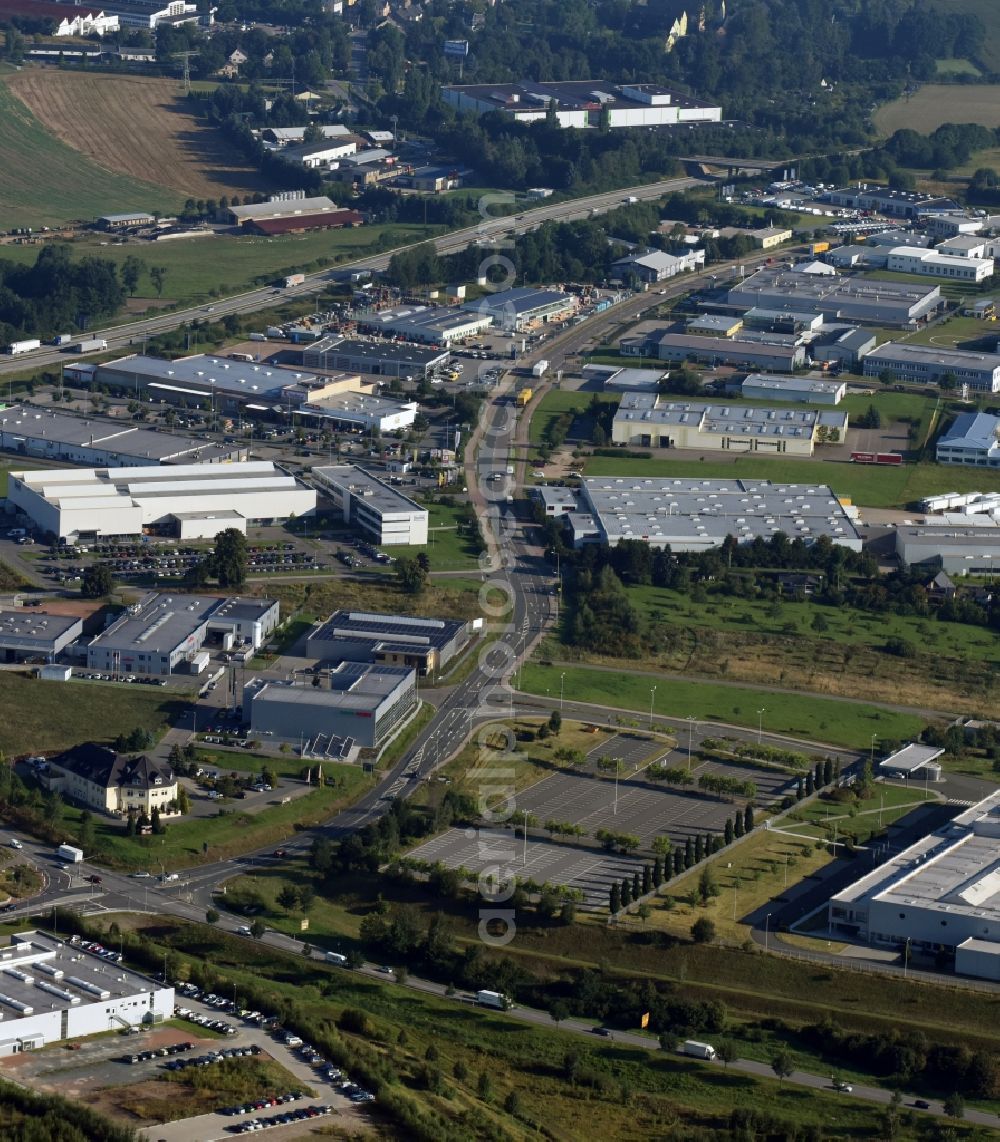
left=7, top=462, right=315, bottom=543
left=0, top=931, right=173, bottom=1057
left=828, top=790, right=1000, bottom=979
left=312, top=465, right=428, bottom=545
left=863, top=343, right=1000, bottom=392
left=886, top=246, right=994, bottom=283
left=740, top=374, right=846, bottom=405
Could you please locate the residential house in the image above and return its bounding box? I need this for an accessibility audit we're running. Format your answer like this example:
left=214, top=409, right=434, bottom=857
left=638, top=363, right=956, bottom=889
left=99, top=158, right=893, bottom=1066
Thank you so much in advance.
left=43, top=743, right=178, bottom=817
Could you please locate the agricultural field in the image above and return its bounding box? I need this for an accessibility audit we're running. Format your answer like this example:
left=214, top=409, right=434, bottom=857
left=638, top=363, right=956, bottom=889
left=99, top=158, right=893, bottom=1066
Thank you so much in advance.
left=874, top=83, right=1000, bottom=134
left=581, top=453, right=1000, bottom=508
left=0, top=78, right=182, bottom=229
left=7, top=70, right=267, bottom=202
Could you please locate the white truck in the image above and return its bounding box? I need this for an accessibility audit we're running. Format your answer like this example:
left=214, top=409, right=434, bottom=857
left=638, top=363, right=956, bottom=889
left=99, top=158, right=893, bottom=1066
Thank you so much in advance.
left=680, top=1040, right=716, bottom=1060
left=57, top=844, right=84, bottom=863
left=283, top=273, right=305, bottom=288
left=5, top=339, right=41, bottom=356
left=325, top=951, right=348, bottom=966
left=72, top=339, right=107, bottom=353
left=531, top=359, right=549, bottom=378
left=475, top=990, right=512, bottom=1010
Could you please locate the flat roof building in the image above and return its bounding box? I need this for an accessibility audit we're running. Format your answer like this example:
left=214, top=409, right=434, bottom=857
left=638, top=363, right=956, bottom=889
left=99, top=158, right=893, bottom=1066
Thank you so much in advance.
left=88, top=593, right=220, bottom=676
left=296, top=389, right=418, bottom=433
left=8, top=461, right=315, bottom=543
left=727, top=267, right=942, bottom=327
left=877, top=743, right=944, bottom=783
left=686, top=314, right=744, bottom=338
left=936, top=412, right=1000, bottom=468
left=577, top=476, right=863, bottom=552
left=863, top=343, right=1000, bottom=393
left=635, top=331, right=806, bottom=373
left=0, top=610, right=82, bottom=662
left=441, top=80, right=721, bottom=129
left=580, top=364, right=667, bottom=392
left=461, top=287, right=576, bottom=333
left=611, top=393, right=847, bottom=455
left=244, top=662, right=417, bottom=750
left=312, top=465, right=428, bottom=546
left=302, top=336, right=449, bottom=379
left=306, top=609, right=471, bottom=675
left=226, top=194, right=341, bottom=226
left=356, top=304, right=492, bottom=344
left=894, top=524, right=1000, bottom=574
left=740, top=374, right=846, bottom=405
left=612, top=248, right=704, bottom=283
left=827, top=789, right=1000, bottom=979
left=0, top=406, right=242, bottom=468
left=0, top=931, right=173, bottom=1057
left=886, top=246, right=994, bottom=283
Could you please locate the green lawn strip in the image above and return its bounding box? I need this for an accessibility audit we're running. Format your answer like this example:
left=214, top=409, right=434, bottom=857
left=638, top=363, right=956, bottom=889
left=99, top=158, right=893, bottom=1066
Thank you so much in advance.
left=519, top=663, right=925, bottom=749
left=0, top=673, right=190, bottom=759
left=381, top=499, right=484, bottom=572
left=625, top=583, right=997, bottom=662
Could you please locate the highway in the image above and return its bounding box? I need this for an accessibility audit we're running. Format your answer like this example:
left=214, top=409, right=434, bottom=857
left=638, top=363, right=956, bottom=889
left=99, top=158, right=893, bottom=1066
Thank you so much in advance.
left=0, top=174, right=702, bottom=380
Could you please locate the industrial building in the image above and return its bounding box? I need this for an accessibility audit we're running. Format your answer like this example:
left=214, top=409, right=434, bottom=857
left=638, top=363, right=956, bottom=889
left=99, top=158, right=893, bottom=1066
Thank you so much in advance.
left=827, top=789, right=1000, bottom=980
left=0, top=931, right=173, bottom=1057
left=96, top=211, right=155, bottom=230
left=574, top=477, right=863, bottom=552
left=862, top=343, right=1000, bottom=393
left=809, top=327, right=877, bottom=371
left=306, top=610, right=471, bottom=675
left=611, top=248, right=704, bottom=284
left=877, top=743, right=944, bottom=783
left=580, top=364, right=667, bottom=392
left=611, top=393, right=847, bottom=455
left=243, top=663, right=417, bottom=751
left=440, top=80, right=721, bottom=129
left=0, top=610, right=82, bottom=663
left=727, top=268, right=943, bottom=327
left=296, top=389, right=418, bottom=434
left=0, top=407, right=242, bottom=467
left=302, top=336, right=449, bottom=379
left=43, top=742, right=177, bottom=816
left=8, top=461, right=315, bottom=543
left=739, top=374, right=846, bottom=405
left=461, top=287, right=576, bottom=333
left=356, top=304, right=493, bottom=344
left=936, top=412, right=1000, bottom=467
left=312, top=465, right=429, bottom=545
left=686, top=314, right=745, bottom=338
left=87, top=592, right=279, bottom=676
left=820, top=184, right=960, bottom=219
left=633, top=332, right=806, bottom=373
left=885, top=246, right=994, bottom=283
left=894, top=524, right=1000, bottom=573
left=227, top=194, right=345, bottom=228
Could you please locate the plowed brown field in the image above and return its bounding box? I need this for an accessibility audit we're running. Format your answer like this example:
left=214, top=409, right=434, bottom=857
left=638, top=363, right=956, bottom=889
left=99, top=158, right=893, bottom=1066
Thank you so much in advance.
left=7, top=70, right=268, bottom=199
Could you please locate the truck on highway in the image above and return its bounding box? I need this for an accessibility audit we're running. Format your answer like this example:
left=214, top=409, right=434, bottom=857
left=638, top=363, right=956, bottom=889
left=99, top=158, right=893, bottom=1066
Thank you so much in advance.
left=57, top=844, right=84, bottom=863
left=53, top=333, right=74, bottom=346
left=475, top=990, right=512, bottom=1010
left=5, top=339, right=41, bottom=356
left=282, top=273, right=305, bottom=288
left=326, top=951, right=348, bottom=966
left=531, top=360, right=549, bottom=378
left=680, top=1040, right=716, bottom=1060
left=624, top=195, right=639, bottom=204
left=71, top=339, right=107, bottom=353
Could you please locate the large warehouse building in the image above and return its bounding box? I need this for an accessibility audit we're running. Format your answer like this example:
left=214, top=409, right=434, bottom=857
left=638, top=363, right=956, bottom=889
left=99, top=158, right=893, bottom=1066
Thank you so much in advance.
left=0, top=408, right=242, bottom=467
left=302, top=336, right=449, bottom=379
left=894, top=524, right=1000, bottom=573
left=0, top=931, right=173, bottom=1057
left=611, top=393, right=848, bottom=455
left=727, top=268, right=943, bottom=327
left=441, top=80, right=721, bottom=129
left=636, top=332, right=806, bottom=373
left=306, top=610, right=471, bottom=675
left=827, top=790, right=1000, bottom=980
left=312, top=465, right=429, bottom=545
left=8, top=461, right=315, bottom=542
left=862, top=343, right=1000, bottom=393
left=243, top=663, right=417, bottom=750
left=462, top=287, right=576, bottom=333
left=356, top=304, right=493, bottom=345
left=568, top=477, right=863, bottom=552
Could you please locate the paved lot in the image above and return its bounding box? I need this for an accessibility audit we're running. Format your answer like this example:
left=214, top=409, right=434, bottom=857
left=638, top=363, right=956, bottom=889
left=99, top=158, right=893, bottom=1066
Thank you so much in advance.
left=408, top=732, right=799, bottom=908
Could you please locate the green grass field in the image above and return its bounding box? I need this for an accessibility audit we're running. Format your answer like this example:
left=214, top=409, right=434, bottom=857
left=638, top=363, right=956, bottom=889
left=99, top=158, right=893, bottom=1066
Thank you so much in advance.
left=528, top=389, right=618, bottom=447
left=874, top=83, right=1000, bottom=135
left=0, top=673, right=189, bottom=758
left=380, top=499, right=484, bottom=572
left=0, top=224, right=438, bottom=309
left=582, top=454, right=1000, bottom=508
left=519, top=663, right=926, bottom=749
left=0, top=82, right=184, bottom=229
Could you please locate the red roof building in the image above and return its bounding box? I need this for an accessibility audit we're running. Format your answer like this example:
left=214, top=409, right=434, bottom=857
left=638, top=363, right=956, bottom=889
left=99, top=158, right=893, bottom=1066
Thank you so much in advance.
left=245, top=210, right=364, bottom=236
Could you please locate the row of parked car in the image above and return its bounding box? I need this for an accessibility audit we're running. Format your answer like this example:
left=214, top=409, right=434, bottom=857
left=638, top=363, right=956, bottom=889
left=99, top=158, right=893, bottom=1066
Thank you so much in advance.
left=226, top=1103, right=334, bottom=1133
left=69, top=936, right=123, bottom=963
left=75, top=672, right=167, bottom=686
left=125, top=1041, right=193, bottom=1065
left=219, top=1091, right=304, bottom=1117
left=176, top=1007, right=238, bottom=1035
left=167, top=1044, right=260, bottom=1070
left=288, top=1038, right=374, bottom=1102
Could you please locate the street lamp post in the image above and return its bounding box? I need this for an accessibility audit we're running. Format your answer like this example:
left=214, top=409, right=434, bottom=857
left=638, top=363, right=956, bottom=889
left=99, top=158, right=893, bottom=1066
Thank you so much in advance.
left=870, top=733, right=877, bottom=769
left=757, top=708, right=766, bottom=745
left=686, top=715, right=697, bottom=772
left=560, top=672, right=566, bottom=713
left=522, top=809, right=528, bottom=866
left=648, top=685, right=656, bottom=731
left=764, top=912, right=772, bottom=952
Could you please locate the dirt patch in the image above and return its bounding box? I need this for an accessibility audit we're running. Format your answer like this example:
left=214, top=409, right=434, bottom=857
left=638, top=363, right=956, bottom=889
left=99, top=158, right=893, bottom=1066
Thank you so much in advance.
left=7, top=71, right=269, bottom=200
left=123, top=296, right=177, bottom=315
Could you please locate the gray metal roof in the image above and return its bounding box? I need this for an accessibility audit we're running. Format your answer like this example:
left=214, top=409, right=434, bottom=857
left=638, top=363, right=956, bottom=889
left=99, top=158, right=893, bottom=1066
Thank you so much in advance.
left=312, top=464, right=426, bottom=518
left=938, top=412, right=1000, bottom=451
left=0, top=610, right=81, bottom=648
left=90, top=593, right=221, bottom=655
left=309, top=609, right=466, bottom=649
